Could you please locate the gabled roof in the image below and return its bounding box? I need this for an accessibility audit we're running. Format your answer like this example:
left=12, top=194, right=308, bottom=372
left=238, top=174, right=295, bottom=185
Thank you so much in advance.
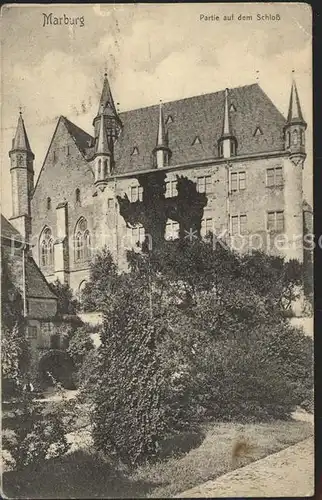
left=25, top=257, right=57, bottom=300
left=1, top=214, right=24, bottom=244
left=62, top=117, right=94, bottom=154
left=1, top=214, right=57, bottom=301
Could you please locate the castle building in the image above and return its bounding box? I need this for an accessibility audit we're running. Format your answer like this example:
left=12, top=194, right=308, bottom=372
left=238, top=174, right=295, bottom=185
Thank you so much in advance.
left=8, top=73, right=311, bottom=293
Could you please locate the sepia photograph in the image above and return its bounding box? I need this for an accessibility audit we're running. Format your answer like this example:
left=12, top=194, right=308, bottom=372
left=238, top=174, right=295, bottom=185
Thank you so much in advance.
left=0, top=3, right=313, bottom=498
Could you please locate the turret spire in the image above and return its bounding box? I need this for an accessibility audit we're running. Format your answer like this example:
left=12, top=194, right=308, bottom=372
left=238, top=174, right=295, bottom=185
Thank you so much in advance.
left=284, top=75, right=306, bottom=155
left=218, top=88, right=237, bottom=158
left=11, top=112, right=34, bottom=156
left=97, top=73, right=118, bottom=118
left=156, top=102, right=167, bottom=148
left=153, top=102, right=171, bottom=168
left=95, top=105, right=111, bottom=155
left=222, top=88, right=232, bottom=137
left=93, top=72, right=122, bottom=142
left=287, top=77, right=306, bottom=125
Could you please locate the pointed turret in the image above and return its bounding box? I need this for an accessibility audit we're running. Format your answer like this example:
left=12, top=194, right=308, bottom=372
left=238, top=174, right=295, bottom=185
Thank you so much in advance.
left=93, top=107, right=111, bottom=190
left=153, top=102, right=171, bottom=168
left=95, top=105, right=111, bottom=156
left=218, top=88, right=237, bottom=158
left=9, top=112, right=34, bottom=240
left=10, top=112, right=34, bottom=158
left=287, top=79, right=305, bottom=124
left=93, top=72, right=122, bottom=141
left=284, top=76, right=306, bottom=155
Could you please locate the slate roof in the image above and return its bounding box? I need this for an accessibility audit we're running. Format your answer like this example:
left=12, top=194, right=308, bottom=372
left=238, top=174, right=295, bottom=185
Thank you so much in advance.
left=66, top=83, right=287, bottom=174
left=1, top=214, right=57, bottom=301
left=11, top=113, right=33, bottom=154
left=63, top=117, right=94, bottom=153
left=25, top=257, right=57, bottom=300
left=1, top=214, right=24, bottom=243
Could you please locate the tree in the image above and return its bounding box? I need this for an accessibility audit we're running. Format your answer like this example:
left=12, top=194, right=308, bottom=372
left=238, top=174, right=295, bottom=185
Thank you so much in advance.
left=67, top=326, right=95, bottom=370
left=1, top=251, right=29, bottom=396
left=80, top=246, right=117, bottom=311
left=49, top=279, right=79, bottom=316
left=90, top=238, right=312, bottom=465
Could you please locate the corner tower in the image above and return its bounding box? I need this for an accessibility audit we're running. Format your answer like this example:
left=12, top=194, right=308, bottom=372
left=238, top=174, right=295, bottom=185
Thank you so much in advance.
left=9, top=112, right=34, bottom=241
left=284, top=77, right=307, bottom=157
left=283, top=77, right=306, bottom=262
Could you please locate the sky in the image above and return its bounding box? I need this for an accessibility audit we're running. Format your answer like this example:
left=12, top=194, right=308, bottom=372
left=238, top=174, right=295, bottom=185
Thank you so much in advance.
left=0, top=3, right=312, bottom=218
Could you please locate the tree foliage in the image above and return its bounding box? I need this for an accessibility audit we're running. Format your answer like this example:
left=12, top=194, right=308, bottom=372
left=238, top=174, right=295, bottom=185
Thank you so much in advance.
left=87, top=238, right=311, bottom=465
left=1, top=251, right=29, bottom=396
left=81, top=246, right=118, bottom=311
left=49, top=279, right=79, bottom=316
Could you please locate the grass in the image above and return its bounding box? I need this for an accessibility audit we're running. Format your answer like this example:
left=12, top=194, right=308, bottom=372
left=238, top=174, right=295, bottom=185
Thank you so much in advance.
left=2, top=419, right=313, bottom=499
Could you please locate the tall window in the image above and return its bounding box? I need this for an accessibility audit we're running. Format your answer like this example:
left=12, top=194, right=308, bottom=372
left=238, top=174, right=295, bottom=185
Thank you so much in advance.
left=201, top=218, right=213, bottom=238
left=231, top=215, right=247, bottom=235
left=293, top=129, right=298, bottom=145
left=267, top=211, right=284, bottom=232
left=130, top=185, right=143, bottom=202
left=165, top=180, right=177, bottom=198
left=40, top=227, right=54, bottom=267
left=131, top=225, right=145, bottom=246
left=74, top=217, right=91, bottom=263
left=197, top=175, right=212, bottom=194
left=266, top=167, right=283, bottom=187
left=165, top=221, right=179, bottom=241
left=46, top=197, right=51, bottom=210
left=103, top=159, right=108, bottom=177
left=231, top=171, right=246, bottom=192
left=75, top=188, right=81, bottom=206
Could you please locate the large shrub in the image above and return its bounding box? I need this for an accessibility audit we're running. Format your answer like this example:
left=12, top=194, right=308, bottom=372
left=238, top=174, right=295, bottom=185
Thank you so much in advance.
left=89, top=239, right=312, bottom=464
left=91, top=273, right=169, bottom=466
left=2, top=388, right=70, bottom=471
left=81, top=246, right=117, bottom=311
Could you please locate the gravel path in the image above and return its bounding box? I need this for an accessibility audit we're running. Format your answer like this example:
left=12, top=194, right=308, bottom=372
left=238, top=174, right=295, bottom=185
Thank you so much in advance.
left=177, top=437, right=314, bottom=497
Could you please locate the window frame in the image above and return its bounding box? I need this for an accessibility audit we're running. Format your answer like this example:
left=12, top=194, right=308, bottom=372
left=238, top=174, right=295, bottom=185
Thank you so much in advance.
left=266, top=167, right=283, bottom=188
left=267, top=210, right=284, bottom=232
left=197, top=175, right=212, bottom=194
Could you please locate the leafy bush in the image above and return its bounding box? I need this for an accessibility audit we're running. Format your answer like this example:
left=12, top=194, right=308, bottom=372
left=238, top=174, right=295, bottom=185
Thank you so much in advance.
left=67, top=326, right=95, bottom=370
left=81, top=246, right=117, bottom=311
left=89, top=239, right=312, bottom=464
left=2, top=389, right=70, bottom=471
left=49, top=279, right=79, bottom=316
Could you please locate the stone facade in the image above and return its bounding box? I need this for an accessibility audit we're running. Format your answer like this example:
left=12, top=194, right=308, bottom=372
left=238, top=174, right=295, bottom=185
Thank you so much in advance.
left=8, top=74, right=311, bottom=293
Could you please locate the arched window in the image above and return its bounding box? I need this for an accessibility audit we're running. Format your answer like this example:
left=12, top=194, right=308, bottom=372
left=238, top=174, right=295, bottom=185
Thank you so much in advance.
left=75, top=188, right=81, bottom=206
left=74, top=217, right=91, bottom=263
left=47, top=197, right=51, bottom=210
left=293, top=129, right=298, bottom=145
left=39, top=227, right=54, bottom=267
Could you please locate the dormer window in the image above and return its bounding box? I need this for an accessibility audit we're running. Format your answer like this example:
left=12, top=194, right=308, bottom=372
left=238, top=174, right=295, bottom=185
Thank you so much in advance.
left=230, top=103, right=236, bottom=112
left=192, top=136, right=202, bottom=146
left=131, top=147, right=139, bottom=156
left=254, top=127, right=263, bottom=137
left=46, top=197, right=51, bottom=211
left=166, top=115, right=173, bottom=125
